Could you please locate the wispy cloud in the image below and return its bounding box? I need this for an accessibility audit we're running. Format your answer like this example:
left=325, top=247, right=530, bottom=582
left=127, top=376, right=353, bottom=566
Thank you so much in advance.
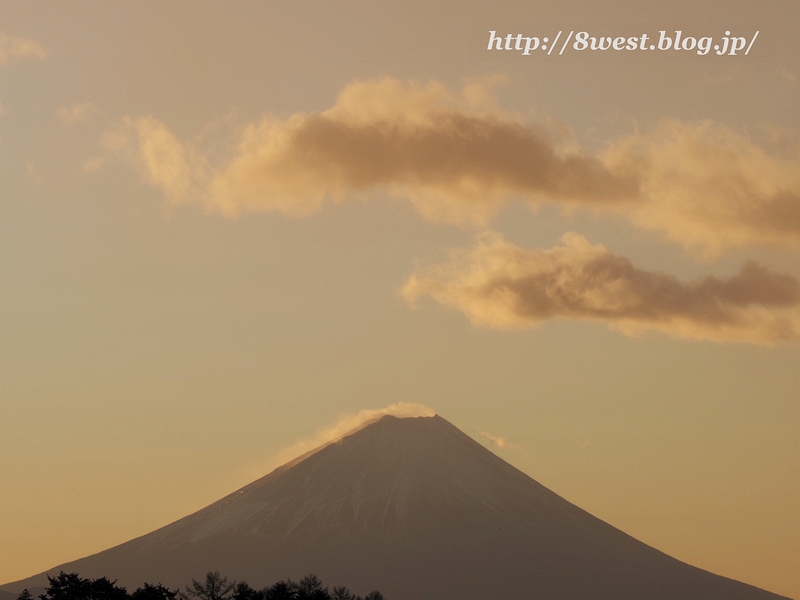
left=271, top=402, right=436, bottom=468
left=57, top=102, right=98, bottom=126
left=0, top=33, right=46, bottom=64
left=403, top=232, right=800, bottom=344
left=480, top=431, right=527, bottom=454
left=778, top=67, right=798, bottom=86
left=26, top=160, right=44, bottom=183
left=82, top=156, right=105, bottom=173
left=105, top=116, right=206, bottom=205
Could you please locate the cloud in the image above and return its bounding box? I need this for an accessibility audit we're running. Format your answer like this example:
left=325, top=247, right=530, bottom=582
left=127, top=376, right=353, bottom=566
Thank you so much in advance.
left=104, top=116, right=206, bottom=205
left=604, top=120, right=800, bottom=255
left=271, top=402, right=436, bottom=467
left=779, top=67, right=798, bottom=86
left=57, top=103, right=98, bottom=126
left=107, top=77, right=636, bottom=223
left=402, top=233, right=800, bottom=344
left=207, top=78, right=637, bottom=222
left=480, top=431, right=527, bottom=454
left=82, top=156, right=105, bottom=173
left=26, top=160, right=43, bottom=183
left=109, top=78, right=800, bottom=254
left=0, top=33, right=46, bottom=64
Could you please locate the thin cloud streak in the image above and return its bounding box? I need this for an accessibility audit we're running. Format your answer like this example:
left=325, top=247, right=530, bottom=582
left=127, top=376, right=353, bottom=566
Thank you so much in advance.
left=57, top=103, right=98, bottom=126
left=402, top=233, right=800, bottom=344
left=0, top=33, right=46, bottom=64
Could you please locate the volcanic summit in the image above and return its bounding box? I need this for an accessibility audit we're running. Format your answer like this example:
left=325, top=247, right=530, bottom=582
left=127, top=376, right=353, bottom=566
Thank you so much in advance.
left=1, top=415, right=789, bottom=600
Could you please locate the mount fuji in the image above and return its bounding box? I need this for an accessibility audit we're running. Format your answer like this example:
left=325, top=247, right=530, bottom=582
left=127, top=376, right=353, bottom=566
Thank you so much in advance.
left=1, top=415, right=789, bottom=600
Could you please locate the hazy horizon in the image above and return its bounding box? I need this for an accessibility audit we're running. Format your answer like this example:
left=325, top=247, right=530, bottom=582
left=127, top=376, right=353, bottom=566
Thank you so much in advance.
left=1, top=1, right=798, bottom=598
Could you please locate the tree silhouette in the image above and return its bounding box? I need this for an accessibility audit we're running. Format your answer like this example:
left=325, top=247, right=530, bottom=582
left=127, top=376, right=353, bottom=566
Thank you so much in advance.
left=131, top=584, right=178, bottom=600
left=292, top=575, right=328, bottom=600
left=179, top=573, right=235, bottom=600
left=263, top=581, right=292, bottom=600
left=86, top=578, right=129, bottom=600
left=40, top=572, right=91, bottom=600
left=39, top=572, right=128, bottom=600
left=330, top=588, right=355, bottom=600
left=230, top=583, right=262, bottom=600
left=32, top=571, right=381, bottom=600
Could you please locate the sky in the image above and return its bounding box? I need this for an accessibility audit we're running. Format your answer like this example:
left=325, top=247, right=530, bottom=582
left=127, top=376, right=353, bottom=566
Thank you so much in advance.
left=0, top=0, right=798, bottom=597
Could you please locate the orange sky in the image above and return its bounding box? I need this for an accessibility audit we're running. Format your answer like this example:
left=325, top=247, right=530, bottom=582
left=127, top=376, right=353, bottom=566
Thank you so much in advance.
left=1, top=1, right=798, bottom=598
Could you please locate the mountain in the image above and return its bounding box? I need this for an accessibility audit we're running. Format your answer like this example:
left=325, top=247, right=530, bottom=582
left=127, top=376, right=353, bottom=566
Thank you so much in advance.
left=1, top=415, right=790, bottom=600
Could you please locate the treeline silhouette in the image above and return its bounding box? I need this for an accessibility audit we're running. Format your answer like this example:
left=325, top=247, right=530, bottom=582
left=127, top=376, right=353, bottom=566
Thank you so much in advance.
left=17, top=571, right=384, bottom=600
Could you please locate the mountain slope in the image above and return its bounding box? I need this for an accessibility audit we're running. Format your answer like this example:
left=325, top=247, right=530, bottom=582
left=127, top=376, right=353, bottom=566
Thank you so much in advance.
left=2, top=415, right=790, bottom=600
